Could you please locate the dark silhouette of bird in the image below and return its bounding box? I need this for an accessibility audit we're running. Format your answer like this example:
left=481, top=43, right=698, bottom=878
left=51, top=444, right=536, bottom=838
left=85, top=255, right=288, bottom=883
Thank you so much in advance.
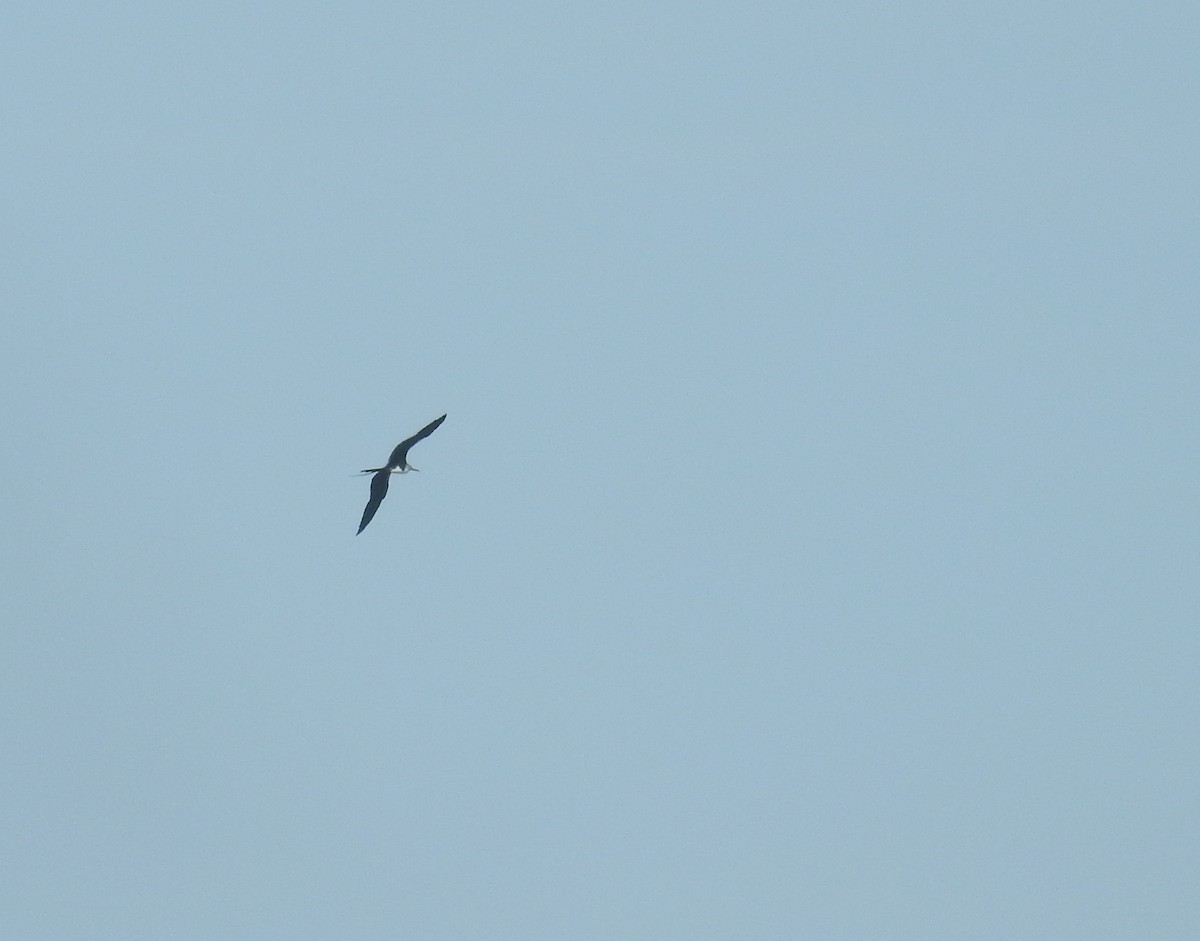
left=356, top=414, right=446, bottom=534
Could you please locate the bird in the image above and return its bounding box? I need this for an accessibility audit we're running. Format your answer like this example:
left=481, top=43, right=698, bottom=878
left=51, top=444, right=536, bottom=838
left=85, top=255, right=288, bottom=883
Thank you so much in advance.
left=356, top=414, right=447, bottom=534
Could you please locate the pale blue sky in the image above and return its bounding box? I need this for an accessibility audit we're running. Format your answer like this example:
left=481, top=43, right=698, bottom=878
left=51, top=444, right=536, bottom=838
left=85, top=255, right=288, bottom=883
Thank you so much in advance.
left=3, top=2, right=1198, bottom=938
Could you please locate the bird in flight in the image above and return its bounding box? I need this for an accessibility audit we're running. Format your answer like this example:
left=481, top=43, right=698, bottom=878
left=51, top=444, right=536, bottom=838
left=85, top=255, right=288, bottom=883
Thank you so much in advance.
left=356, top=414, right=447, bottom=534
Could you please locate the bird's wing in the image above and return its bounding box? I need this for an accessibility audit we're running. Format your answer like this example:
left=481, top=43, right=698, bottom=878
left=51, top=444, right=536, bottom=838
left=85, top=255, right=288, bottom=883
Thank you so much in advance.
left=356, top=470, right=391, bottom=534
left=387, top=413, right=447, bottom=467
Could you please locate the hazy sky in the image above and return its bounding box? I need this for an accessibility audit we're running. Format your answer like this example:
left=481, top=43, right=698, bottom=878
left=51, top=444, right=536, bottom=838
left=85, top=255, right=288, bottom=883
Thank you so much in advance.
left=3, top=3, right=1198, bottom=938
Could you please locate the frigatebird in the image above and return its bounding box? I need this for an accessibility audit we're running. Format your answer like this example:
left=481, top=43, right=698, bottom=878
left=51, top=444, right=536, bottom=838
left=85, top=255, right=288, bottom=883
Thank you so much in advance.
left=356, top=414, right=447, bottom=534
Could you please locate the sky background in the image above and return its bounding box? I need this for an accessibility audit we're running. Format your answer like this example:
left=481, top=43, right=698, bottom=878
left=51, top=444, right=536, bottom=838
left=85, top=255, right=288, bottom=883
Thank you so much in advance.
left=3, top=2, right=1198, bottom=938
